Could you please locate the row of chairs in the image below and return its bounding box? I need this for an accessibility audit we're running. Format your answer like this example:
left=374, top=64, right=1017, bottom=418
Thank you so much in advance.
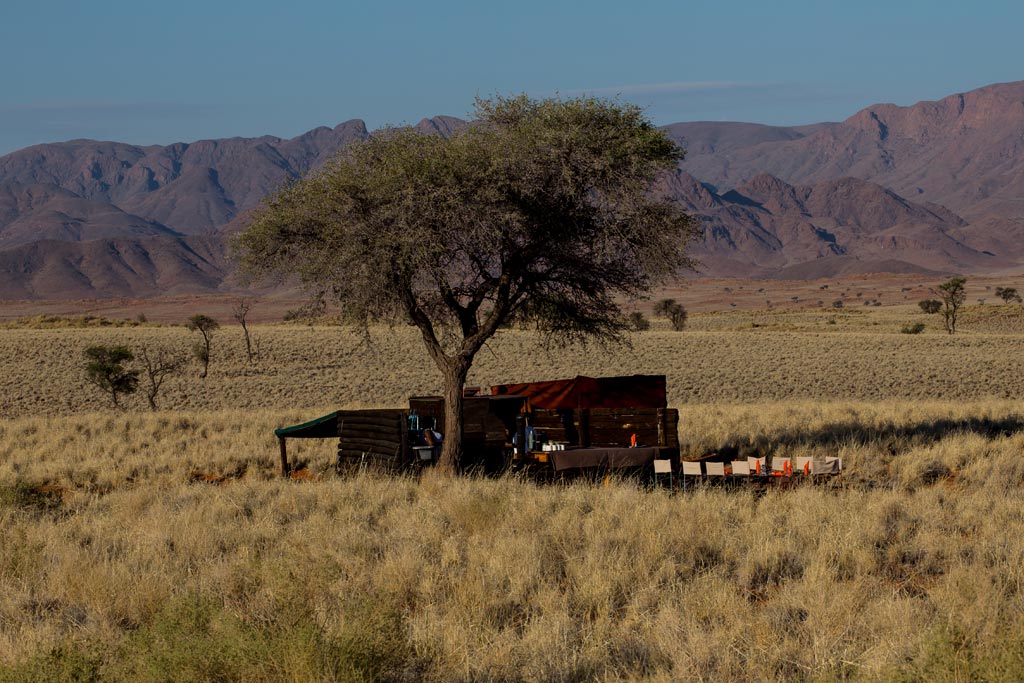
left=654, top=456, right=842, bottom=481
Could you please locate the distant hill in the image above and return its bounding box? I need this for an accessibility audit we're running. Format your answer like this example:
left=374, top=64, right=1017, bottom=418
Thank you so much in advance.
left=663, top=170, right=1003, bottom=278
left=668, top=81, right=1024, bottom=225
left=1, top=83, right=1023, bottom=299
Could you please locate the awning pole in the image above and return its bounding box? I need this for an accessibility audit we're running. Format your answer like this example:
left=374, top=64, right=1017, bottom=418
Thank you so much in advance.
left=279, top=437, right=290, bottom=477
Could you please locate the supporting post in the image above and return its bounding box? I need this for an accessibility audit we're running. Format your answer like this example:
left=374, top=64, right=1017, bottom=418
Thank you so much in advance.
left=515, top=414, right=527, bottom=462
left=279, top=436, right=290, bottom=477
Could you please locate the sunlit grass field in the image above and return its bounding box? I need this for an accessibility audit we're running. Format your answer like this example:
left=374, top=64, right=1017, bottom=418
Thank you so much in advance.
left=3, top=304, right=1024, bottom=681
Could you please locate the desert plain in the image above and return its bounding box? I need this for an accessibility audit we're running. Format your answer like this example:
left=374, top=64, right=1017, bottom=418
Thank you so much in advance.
left=3, top=275, right=1024, bottom=682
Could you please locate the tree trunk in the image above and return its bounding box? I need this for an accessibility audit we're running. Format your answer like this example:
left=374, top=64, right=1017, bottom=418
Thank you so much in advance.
left=241, top=322, right=254, bottom=363
left=437, top=360, right=469, bottom=475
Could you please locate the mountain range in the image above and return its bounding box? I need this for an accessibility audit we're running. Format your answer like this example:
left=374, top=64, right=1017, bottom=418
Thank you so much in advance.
left=1, top=82, right=1022, bottom=299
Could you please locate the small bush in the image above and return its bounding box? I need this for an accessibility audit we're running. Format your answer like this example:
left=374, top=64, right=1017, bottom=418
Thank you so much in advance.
left=0, top=481, right=63, bottom=515
left=627, top=311, right=650, bottom=331
left=832, top=300, right=844, bottom=309
left=919, top=299, right=942, bottom=314
left=0, top=643, right=103, bottom=683
left=901, top=322, right=926, bottom=335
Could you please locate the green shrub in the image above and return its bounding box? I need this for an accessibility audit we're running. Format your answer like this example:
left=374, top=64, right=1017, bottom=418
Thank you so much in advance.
left=901, top=322, right=926, bottom=334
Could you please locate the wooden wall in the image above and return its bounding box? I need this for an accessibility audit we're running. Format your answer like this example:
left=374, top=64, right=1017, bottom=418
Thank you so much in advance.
left=336, top=409, right=408, bottom=471
left=531, top=407, right=679, bottom=451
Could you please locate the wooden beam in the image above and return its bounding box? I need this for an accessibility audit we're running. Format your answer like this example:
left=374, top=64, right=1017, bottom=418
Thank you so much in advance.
left=279, top=437, right=290, bottom=477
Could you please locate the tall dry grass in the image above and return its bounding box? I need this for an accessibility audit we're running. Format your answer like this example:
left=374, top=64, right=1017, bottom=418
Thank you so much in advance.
left=2, top=401, right=1024, bottom=681
left=3, top=312, right=1024, bottom=681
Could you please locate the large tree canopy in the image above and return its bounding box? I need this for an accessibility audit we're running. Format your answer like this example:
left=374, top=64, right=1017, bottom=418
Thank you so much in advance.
left=238, top=94, right=697, bottom=472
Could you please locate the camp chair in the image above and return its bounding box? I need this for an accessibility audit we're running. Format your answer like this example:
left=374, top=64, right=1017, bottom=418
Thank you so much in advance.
left=812, top=457, right=842, bottom=475
left=705, top=462, right=726, bottom=479
left=794, top=456, right=812, bottom=476
left=748, top=456, right=767, bottom=476
left=681, top=461, right=702, bottom=489
left=772, top=457, right=792, bottom=476
left=731, top=460, right=750, bottom=476
left=653, top=459, right=673, bottom=489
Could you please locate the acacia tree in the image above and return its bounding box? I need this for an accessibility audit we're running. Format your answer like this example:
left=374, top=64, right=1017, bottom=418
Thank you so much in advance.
left=187, top=314, right=219, bottom=378
left=936, top=277, right=966, bottom=334
left=995, top=286, right=1022, bottom=304
left=238, top=95, right=697, bottom=473
left=232, top=299, right=257, bottom=363
left=83, top=345, right=139, bottom=408
left=138, top=346, right=186, bottom=410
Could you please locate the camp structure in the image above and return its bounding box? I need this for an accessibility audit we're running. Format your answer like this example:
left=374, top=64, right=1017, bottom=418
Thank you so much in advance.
left=274, top=409, right=408, bottom=476
left=272, top=375, right=680, bottom=476
left=493, top=375, right=680, bottom=472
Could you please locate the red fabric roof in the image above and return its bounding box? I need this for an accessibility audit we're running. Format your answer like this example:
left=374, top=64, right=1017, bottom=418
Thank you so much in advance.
left=490, top=375, right=667, bottom=409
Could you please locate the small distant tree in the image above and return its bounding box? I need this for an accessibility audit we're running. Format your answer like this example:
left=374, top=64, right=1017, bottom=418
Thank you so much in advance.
left=654, top=299, right=678, bottom=318
left=186, top=314, right=219, bottom=378
left=83, top=345, right=138, bottom=408
left=936, top=277, right=966, bottom=335
left=628, top=311, right=650, bottom=331
left=231, top=299, right=257, bottom=363
left=995, top=287, right=1022, bottom=304
left=666, top=302, right=688, bottom=331
left=138, top=346, right=186, bottom=411
left=832, top=300, right=844, bottom=309
left=918, top=299, right=942, bottom=314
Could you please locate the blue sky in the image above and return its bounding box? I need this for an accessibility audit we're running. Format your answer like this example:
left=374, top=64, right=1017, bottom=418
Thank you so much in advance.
left=0, top=0, right=1020, bottom=155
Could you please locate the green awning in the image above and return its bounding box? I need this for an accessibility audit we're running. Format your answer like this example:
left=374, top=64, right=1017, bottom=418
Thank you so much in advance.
left=274, top=411, right=339, bottom=439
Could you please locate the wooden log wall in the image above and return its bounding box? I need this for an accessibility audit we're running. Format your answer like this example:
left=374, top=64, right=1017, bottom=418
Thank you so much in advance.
left=529, top=409, right=583, bottom=446
left=336, top=410, right=408, bottom=470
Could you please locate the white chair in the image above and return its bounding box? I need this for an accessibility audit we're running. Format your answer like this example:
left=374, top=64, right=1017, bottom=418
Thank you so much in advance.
left=705, top=462, right=726, bottom=477
left=653, top=459, right=673, bottom=488
left=681, top=461, right=702, bottom=488
left=731, top=460, right=750, bottom=476
left=772, top=457, right=792, bottom=475
left=748, top=456, right=767, bottom=475
left=794, top=457, right=812, bottom=476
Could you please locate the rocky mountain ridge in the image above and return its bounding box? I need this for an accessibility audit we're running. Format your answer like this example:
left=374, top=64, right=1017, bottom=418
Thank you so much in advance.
left=1, top=82, right=1022, bottom=299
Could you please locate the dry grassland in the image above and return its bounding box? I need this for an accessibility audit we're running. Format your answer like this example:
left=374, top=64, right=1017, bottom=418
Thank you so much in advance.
left=4, top=303, right=1024, bottom=419
left=3, top=305, right=1024, bottom=681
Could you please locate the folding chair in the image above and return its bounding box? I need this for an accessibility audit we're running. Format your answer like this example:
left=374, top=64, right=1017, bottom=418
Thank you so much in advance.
left=681, top=460, right=703, bottom=489
left=731, top=460, right=751, bottom=477
left=772, top=457, right=792, bottom=476
left=653, top=459, right=673, bottom=489
left=794, top=456, right=812, bottom=476
left=748, top=456, right=767, bottom=476
left=705, top=461, right=726, bottom=480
